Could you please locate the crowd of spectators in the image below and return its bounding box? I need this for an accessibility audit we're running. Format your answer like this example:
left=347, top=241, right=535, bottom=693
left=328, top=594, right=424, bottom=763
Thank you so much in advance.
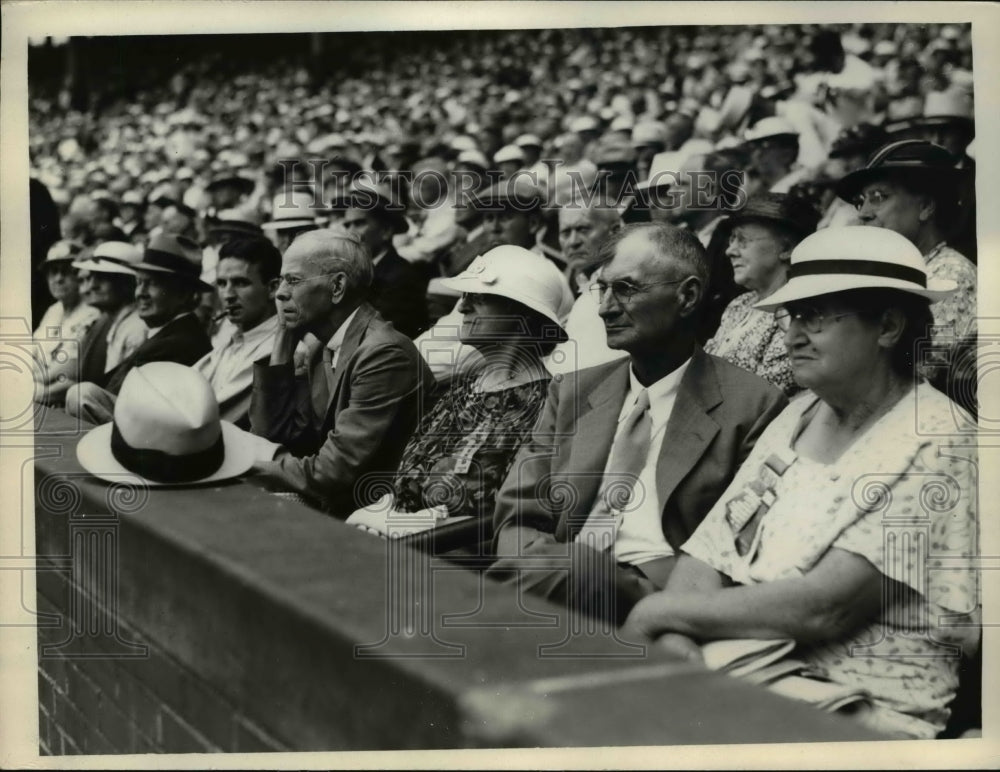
left=29, top=21, right=981, bottom=742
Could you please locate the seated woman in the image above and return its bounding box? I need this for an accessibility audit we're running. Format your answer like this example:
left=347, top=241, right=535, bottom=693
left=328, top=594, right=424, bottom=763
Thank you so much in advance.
left=704, top=193, right=817, bottom=396
left=33, top=240, right=102, bottom=394
left=622, top=226, right=979, bottom=740
left=347, top=245, right=568, bottom=538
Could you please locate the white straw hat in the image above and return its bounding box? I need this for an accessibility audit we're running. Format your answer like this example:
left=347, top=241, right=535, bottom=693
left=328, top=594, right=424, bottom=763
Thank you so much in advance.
left=439, top=245, right=572, bottom=332
left=76, top=362, right=256, bottom=486
left=755, top=226, right=956, bottom=312
left=72, top=241, right=143, bottom=276
left=262, top=191, right=325, bottom=230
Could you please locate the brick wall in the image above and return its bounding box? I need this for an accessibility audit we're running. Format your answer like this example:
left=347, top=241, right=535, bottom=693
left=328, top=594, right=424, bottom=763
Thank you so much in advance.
left=36, top=568, right=288, bottom=755
left=33, top=416, right=881, bottom=754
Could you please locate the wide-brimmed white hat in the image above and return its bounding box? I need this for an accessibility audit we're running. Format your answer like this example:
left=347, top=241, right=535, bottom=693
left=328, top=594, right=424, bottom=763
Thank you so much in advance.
left=755, top=226, right=956, bottom=312
left=262, top=191, right=325, bottom=231
left=439, top=245, right=572, bottom=333
left=77, top=362, right=255, bottom=486
left=72, top=241, right=142, bottom=276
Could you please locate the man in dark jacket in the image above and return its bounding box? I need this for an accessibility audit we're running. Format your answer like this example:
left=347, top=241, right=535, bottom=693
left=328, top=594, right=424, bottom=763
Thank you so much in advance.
left=65, top=233, right=212, bottom=423
left=338, top=179, right=429, bottom=338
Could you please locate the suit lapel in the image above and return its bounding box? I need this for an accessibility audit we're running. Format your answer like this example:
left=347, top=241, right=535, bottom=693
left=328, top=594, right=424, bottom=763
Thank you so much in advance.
left=560, top=360, right=631, bottom=538
left=323, top=304, right=376, bottom=425
left=653, top=348, right=721, bottom=511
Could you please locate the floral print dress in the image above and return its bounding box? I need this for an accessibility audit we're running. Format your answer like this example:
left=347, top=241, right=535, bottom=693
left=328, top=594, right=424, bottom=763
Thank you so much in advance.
left=682, top=382, right=979, bottom=738
left=705, top=291, right=802, bottom=397
left=392, top=374, right=549, bottom=518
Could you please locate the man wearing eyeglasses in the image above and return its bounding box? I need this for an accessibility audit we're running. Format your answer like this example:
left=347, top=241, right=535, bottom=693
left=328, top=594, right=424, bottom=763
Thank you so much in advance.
left=490, top=222, right=787, bottom=627
left=248, top=229, right=434, bottom=516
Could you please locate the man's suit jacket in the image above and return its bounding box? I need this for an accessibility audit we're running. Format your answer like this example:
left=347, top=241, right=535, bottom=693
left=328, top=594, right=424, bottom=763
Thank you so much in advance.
left=249, top=302, right=434, bottom=516
left=77, top=312, right=113, bottom=385
left=493, top=347, right=788, bottom=557
left=371, top=245, right=430, bottom=339
left=103, top=312, right=212, bottom=395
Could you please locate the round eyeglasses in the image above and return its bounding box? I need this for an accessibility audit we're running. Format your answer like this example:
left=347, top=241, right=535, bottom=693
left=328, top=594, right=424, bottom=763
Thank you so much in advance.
left=774, top=307, right=861, bottom=334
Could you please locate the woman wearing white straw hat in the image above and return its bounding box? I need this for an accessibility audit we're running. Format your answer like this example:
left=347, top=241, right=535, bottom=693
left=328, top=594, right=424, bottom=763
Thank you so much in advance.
left=623, top=226, right=979, bottom=739
left=347, top=245, right=568, bottom=538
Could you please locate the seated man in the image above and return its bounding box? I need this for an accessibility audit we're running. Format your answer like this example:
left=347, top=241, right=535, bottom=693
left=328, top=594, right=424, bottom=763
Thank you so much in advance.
left=249, top=230, right=433, bottom=515
left=490, top=222, right=788, bottom=626
left=194, top=237, right=281, bottom=428
left=66, top=233, right=213, bottom=424
left=337, top=179, right=429, bottom=339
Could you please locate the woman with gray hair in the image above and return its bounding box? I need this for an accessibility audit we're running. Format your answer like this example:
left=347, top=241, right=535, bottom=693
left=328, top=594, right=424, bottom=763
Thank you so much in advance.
left=624, top=226, right=979, bottom=739
left=704, top=193, right=818, bottom=396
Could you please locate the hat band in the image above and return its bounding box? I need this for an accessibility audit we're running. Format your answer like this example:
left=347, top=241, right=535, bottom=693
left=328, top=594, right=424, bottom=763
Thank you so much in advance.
left=110, top=422, right=224, bottom=483
left=142, top=248, right=200, bottom=277
left=788, top=259, right=926, bottom=287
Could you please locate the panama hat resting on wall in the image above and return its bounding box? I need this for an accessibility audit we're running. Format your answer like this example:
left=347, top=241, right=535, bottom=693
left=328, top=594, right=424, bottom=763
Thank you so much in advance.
left=76, top=362, right=259, bottom=486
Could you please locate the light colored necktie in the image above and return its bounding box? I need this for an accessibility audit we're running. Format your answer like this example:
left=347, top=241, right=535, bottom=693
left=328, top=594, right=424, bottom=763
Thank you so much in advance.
left=312, top=346, right=337, bottom=418
left=577, top=389, right=652, bottom=549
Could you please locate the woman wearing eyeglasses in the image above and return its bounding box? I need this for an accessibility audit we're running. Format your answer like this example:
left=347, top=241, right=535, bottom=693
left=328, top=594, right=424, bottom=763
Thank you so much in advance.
left=347, top=245, right=571, bottom=538
left=704, top=193, right=818, bottom=396
left=836, top=140, right=977, bottom=413
left=622, top=226, right=979, bottom=739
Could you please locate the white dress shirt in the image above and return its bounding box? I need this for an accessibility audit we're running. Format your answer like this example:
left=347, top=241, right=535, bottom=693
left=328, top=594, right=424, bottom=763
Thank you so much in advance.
left=195, top=314, right=279, bottom=416
left=325, top=307, right=360, bottom=369
left=604, top=358, right=692, bottom=565
left=104, top=305, right=148, bottom=372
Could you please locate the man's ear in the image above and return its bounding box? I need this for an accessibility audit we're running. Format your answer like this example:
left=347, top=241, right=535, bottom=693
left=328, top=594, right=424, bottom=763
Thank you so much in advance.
left=329, top=272, right=349, bottom=304
left=677, top=275, right=705, bottom=319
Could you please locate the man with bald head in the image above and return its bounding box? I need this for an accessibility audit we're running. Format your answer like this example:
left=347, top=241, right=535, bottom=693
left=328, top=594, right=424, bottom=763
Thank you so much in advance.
left=490, top=222, right=786, bottom=627
left=249, top=230, right=433, bottom=515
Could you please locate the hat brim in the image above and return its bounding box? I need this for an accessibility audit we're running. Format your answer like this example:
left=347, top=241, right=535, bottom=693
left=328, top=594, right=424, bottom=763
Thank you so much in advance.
left=205, top=178, right=255, bottom=195
left=438, top=274, right=567, bottom=334
left=725, top=212, right=814, bottom=238
left=71, top=258, right=138, bottom=276
left=754, top=274, right=957, bottom=312
left=742, top=132, right=798, bottom=146
left=835, top=165, right=963, bottom=203
left=262, top=218, right=321, bottom=231
left=885, top=116, right=974, bottom=134
left=76, top=421, right=256, bottom=487
left=133, top=263, right=215, bottom=293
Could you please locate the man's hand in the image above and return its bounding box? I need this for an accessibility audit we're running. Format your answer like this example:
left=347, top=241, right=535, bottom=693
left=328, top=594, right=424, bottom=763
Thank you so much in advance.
left=269, top=307, right=302, bottom=365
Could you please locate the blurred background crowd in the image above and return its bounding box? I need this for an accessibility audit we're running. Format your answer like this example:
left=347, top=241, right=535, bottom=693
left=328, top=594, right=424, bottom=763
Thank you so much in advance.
left=26, top=22, right=976, bottom=364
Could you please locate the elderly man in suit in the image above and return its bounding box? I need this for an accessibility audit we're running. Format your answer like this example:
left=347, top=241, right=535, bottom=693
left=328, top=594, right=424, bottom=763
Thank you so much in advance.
left=490, top=222, right=787, bottom=626
left=65, top=233, right=213, bottom=424
left=249, top=230, right=433, bottom=515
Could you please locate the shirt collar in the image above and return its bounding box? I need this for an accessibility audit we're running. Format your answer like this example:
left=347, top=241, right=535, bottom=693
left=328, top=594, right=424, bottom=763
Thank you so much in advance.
left=228, top=313, right=279, bottom=347
left=622, top=357, right=693, bottom=428
left=372, top=247, right=388, bottom=267
left=325, top=307, right=360, bottom=356
left=145, top=311, right=189, bottom=338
